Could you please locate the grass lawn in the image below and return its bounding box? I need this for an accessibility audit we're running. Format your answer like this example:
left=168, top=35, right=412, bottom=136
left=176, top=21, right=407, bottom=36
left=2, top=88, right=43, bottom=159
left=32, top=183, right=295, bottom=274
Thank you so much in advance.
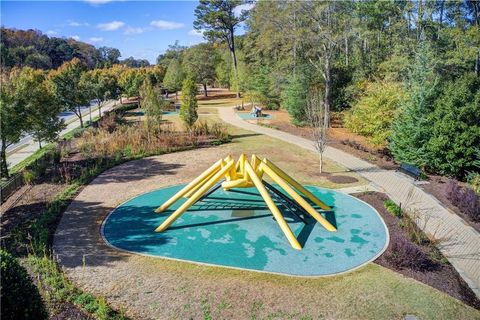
left=121, top=253, right=480, bottom=319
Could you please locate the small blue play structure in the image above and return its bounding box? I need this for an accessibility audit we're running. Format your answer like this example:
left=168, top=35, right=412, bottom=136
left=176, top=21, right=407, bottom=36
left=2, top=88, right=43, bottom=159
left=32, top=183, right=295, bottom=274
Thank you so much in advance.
left=102, top=184, right=388, bottom=276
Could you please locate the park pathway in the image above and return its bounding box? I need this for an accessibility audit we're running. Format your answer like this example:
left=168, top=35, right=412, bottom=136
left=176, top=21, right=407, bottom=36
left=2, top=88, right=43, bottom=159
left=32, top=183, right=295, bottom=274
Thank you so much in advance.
left=218, top=107, right=480, bottom=297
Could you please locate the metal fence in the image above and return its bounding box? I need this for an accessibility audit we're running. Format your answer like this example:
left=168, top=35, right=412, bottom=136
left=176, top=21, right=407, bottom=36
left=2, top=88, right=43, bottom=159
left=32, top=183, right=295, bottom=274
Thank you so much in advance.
left=0, top=173, right=24, bottom=204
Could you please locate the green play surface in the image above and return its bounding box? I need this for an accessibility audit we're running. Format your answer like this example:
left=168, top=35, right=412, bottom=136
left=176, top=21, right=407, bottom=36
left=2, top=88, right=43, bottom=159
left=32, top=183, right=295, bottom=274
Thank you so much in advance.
left=102, top=184, right=389, bottom=276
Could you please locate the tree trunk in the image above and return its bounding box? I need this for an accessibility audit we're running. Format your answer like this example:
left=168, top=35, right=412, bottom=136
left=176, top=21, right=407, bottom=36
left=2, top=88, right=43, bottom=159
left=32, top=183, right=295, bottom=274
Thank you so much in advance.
left=0, top=138, right=9, bottom=178
left=319, top=153, right=323, bottom=174
left=76, top=106, right=84, bottom=128
left=324, top=52, right=332, bottom=128
left=38, top=140, right=42, bottom=149
left=229, top=30, right=240, bottom=98
left=203, top=83, right=208, bottom=97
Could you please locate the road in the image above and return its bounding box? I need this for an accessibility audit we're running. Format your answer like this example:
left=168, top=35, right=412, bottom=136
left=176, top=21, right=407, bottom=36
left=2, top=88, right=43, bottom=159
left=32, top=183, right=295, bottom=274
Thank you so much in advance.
left=6, top=100, right=118, bottom=169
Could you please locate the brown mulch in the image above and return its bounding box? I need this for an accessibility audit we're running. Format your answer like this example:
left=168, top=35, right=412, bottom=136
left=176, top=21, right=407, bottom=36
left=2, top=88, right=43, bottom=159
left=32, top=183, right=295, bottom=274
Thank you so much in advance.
left=49, top=302, right=93, bottom=320
left=355, top=191, right=480, bottom=309
left=262, top=109, right=398, bottom=170
left=326, top=174, right=358, bottom=184
left=420, top=175, right=480, bottom=233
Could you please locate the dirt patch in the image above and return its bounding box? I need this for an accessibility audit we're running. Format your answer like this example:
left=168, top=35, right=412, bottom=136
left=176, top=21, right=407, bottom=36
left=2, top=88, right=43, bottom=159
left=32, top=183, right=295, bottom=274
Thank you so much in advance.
left=263, top=109, right=398, bottom=170
left=326, top=174, right=358, bottom=184
left=355, top=191, right=480, bottom=309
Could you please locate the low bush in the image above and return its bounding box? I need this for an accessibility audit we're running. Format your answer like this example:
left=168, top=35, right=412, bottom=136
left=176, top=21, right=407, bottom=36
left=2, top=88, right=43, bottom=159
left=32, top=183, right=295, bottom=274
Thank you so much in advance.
left=446, top=180, right=480, bottom=222
left=384, top=200, right=402, bottom=217
left=22, top=169, right=37, bottom=185
left=0, top=250, right=48, bottom=320
left=384, top=235, right=433, bottom=271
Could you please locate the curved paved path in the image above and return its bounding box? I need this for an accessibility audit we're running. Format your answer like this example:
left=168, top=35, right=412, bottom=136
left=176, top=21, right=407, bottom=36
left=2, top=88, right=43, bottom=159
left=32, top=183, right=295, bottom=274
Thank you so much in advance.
left=219, top=107, right=480, bottom=297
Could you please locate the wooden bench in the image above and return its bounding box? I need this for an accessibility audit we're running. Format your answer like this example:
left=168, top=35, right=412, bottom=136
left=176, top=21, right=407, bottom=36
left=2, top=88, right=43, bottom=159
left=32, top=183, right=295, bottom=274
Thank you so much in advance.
left=398, top=163, right=422, bottom=180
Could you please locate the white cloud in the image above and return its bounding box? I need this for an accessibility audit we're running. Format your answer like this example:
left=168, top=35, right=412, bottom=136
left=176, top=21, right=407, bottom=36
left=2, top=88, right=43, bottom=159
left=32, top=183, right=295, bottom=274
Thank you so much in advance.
left=84, top=0, right=116, bottom=5
left=233, top=3, right=254, bottom=17
left=97, top=20, right=125, bottom=31
left=89, top=37, right=104, bottom=43
left=124, top=26, right=150, bottom=35
left=68, top=20, right=89, bottom=27
left=150, top=20, right=184, bottom=30
left=188, top=29, right=204, bottom=37
left=70, top=35, right=80, bottom=41
left=46, top=30, right=58, bottom=35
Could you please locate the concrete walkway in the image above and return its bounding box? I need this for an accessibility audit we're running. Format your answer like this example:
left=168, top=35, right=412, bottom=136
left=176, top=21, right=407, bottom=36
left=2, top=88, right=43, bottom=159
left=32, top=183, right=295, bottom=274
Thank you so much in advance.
left=219, top=107, right=480, bottom=297
left=6, top=100, right=117, bottom=168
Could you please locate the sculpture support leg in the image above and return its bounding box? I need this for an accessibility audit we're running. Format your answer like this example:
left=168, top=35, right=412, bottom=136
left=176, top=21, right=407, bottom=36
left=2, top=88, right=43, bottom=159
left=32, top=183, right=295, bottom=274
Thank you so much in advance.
left=264, top=159, right=332, bottom=211
left=261, top=163, right=336, bottom=231
left=244, top=161, right=302, bottom=250
left=155, top=159, right=222, bottom=213
left=155, top=160, right=235, bottom=232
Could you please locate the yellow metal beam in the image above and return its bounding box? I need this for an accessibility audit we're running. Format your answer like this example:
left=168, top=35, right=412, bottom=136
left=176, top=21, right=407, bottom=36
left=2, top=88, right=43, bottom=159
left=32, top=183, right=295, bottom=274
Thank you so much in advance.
left=244, top=161, right=302, bottom=250
left=263, top=159, right=332, bottom=211
left=260, top=163, right=336, bottom=231
left=155, top=159, right=222, bottom=213
left=155, top=160, right=235, bottom=232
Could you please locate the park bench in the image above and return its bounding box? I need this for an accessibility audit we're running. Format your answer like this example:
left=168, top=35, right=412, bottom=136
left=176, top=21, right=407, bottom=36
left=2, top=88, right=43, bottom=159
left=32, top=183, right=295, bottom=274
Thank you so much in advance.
left=398, top=162, right=422, bottom=180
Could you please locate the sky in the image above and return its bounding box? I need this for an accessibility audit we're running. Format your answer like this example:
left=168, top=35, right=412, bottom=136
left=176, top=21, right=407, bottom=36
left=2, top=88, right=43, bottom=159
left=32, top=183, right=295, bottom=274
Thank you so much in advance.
left=0, top=0, right=251, bottom=63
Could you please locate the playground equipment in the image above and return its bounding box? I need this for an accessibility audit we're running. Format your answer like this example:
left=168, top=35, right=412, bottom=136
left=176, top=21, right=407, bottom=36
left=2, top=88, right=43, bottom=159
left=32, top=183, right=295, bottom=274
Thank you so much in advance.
left=154, top=154, right=336, bottom=250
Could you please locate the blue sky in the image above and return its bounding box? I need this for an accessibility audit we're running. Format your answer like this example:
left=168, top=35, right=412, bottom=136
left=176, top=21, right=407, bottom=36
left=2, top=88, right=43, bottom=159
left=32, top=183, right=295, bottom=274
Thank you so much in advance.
left=1, top=1, right=250, bottom=63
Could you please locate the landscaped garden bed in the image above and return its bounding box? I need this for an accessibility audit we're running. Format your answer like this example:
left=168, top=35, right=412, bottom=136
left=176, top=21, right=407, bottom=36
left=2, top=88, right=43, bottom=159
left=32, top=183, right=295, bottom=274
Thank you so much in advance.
left=356, top=191, right=480, bottom=309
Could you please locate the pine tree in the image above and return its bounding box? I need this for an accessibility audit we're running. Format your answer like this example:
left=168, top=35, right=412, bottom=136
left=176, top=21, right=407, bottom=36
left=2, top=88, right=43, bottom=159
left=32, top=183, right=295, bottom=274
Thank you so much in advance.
left=282, top=71, right=309, bottom=126
left=389, top=43, right=438, bottom=167
left=180, top=77, right=198, bottom=129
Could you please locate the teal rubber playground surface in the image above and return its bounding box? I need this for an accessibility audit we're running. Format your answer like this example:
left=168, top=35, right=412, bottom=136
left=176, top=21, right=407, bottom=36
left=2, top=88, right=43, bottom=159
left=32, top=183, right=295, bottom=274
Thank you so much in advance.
left=102, top=184, right=389, bottom=276
left=237, top=112, right=272, bottom=120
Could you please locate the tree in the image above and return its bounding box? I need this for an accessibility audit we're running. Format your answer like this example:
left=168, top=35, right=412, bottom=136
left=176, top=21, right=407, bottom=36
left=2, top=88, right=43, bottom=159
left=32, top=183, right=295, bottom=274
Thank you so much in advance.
left=118, top=67, right=146, bottom=100
left=180, top=77, right=199, bottom=129
left=345, top=80, right=404, bottom=146
left=305, top=88, right=328, bottom=173
left=182, top=43, right=218, bottom=96
left=99, top=46, right=121, bottom=66
left=48, top=58, right=89, bottom=128
left=163, top=59, right=183, bottom=99
left=426, top=73, right=480, bottom=178
left=139, top=79, right=165, bottom=132
left=20, top=68, right=65, bottom=148
left=0, top=69, right=28, bottom=178
left=282, top=70, right=309, bottom=126
left=389, top=43, right=438, bottom=167
left=194, top=0, right=249, bottom=98
left=81, top=68, right=119, bottom=117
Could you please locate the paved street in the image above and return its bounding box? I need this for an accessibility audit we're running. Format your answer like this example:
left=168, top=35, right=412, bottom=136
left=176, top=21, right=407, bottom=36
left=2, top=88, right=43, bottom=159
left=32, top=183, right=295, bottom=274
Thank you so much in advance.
left=6, top=100, right=118, bottom=168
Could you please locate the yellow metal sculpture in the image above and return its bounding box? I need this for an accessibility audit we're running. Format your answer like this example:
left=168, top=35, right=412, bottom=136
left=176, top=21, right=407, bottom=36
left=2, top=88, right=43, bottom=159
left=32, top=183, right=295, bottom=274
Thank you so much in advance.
left=154, top=154, right=336, bottom=250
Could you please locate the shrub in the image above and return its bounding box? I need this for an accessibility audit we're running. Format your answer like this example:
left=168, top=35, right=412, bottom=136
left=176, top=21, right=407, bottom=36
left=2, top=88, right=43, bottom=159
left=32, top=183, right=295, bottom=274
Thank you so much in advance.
left=384, top=200, right=402, bottom=217
left=23, top=169, right=37, bottom=185
left=344, top=79, right=404, bottom=146
left=0, top=250, right=48, bottom=320
left=467, top=171, right=480, bottom=195
left=384, top=235, right=433, bottom=271
left=446, top=180, right=480, bottom=222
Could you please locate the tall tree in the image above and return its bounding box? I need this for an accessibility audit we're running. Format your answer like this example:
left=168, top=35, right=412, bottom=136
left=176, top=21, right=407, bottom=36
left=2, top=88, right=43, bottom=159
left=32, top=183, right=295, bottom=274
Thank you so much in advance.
left=48, top=58, right=89, bottom=128
left=139, top=79, right=165, bottom=132
left=0, top=69, right=27, bottom=177
left=163, top=59, right=183, bottom=99
left=81, top=68, right=119, bottom=117
left=390, top=43, right=438, bottom=167
left=194, top=0, right=249, bottom=98
left=180, top=77, right=199, bottom=129
left=182, top=43, right=218, bottom=96
left=21, top=68, right=65, bottom=148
